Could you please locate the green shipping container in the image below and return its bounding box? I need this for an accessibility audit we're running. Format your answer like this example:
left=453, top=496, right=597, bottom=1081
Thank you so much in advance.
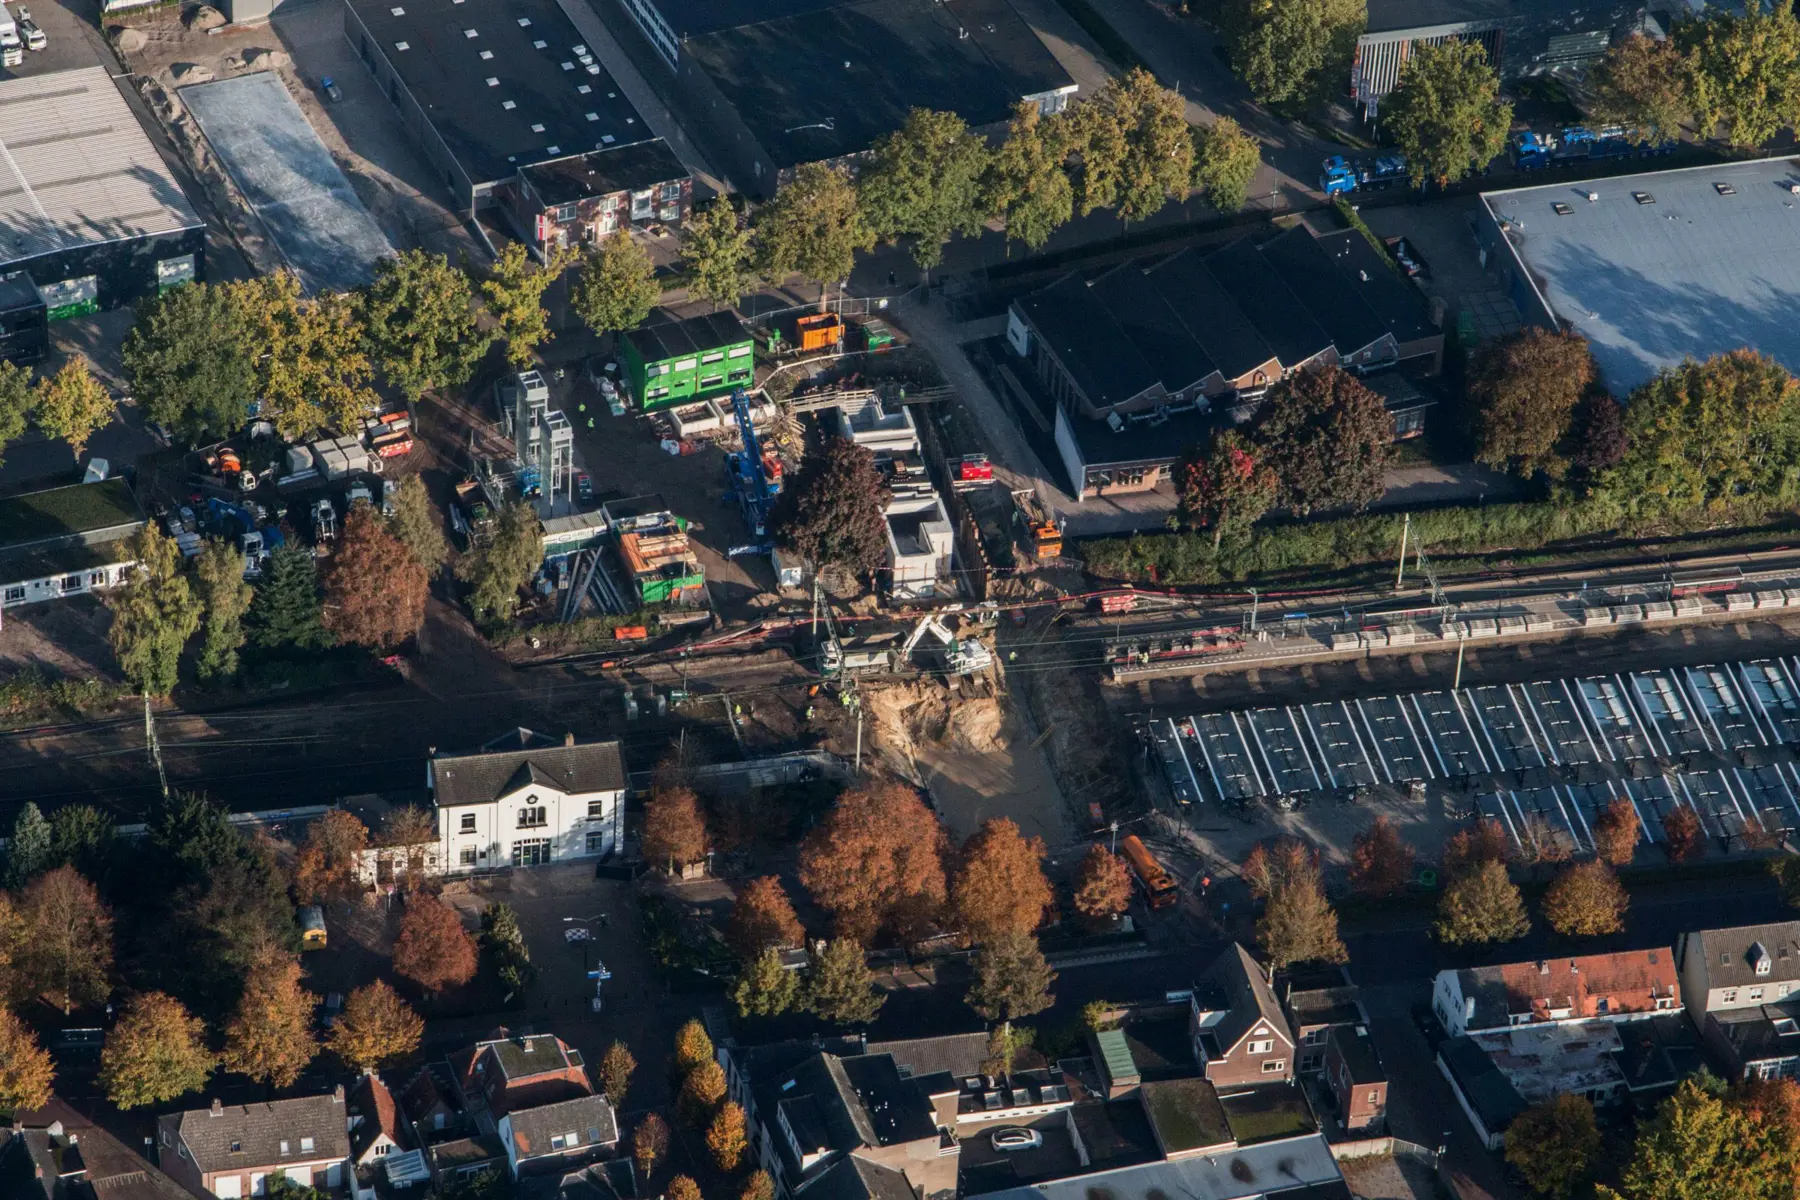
left=621, top=311, right=754, bottom=411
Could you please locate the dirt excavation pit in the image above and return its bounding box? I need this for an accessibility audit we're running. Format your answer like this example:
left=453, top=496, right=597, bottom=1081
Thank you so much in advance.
left=867, top=681, right=1006, bottom=762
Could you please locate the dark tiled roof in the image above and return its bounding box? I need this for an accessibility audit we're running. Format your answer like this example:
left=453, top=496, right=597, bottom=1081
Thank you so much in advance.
left=506, top=1095, right=619, bottom=1161
left=840, top=1055, right=936, bottom=1146
left=1203, top=239, right=1333, bottom=369
left=520, top=140, right=689, bottom=207
left=1013, top=273, right=1163, bottom=409
left=1328, top=1026, right=1384, bottom=1085
left=866, top=1032, right=989, bottom=1080
left=432, top=741, right=626, bottom=807
left=1438, top=1037, right=1526, bottom=1133
left=1142, top=247, right=1275, bottom=381
left=349, top=1074, right=407, bottom=1162
left=425, top=1133, right=504, bottom=1171
left=1204, top=943, right=1294, bottom=1056
left=624, top=312, right=752, bottom=365
left=1711, top=1001, right=1800, bottom=1069
left=1286, top=984, right=1364, bottom=1030
left=1312, top=231, right=1439, bottom=342
left=1682, top=922, right=1800, bottom=993
left=165, top=1093, right=350, bottom=1174
left=1088, top=265, right=1217, bottom=394
left=10, top=1100, right=192, bottom=1200
left=1258, top=226, right=1391, bottom=358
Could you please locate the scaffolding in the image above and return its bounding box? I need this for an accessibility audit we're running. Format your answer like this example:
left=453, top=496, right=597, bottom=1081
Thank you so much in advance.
left=500, top=370, right=573, bottom=501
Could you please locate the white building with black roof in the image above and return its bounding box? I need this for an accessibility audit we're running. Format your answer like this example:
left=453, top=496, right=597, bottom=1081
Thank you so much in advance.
left=428, top=727, right=627, bottom=870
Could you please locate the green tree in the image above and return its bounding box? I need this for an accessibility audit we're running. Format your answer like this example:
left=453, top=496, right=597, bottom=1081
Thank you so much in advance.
left=101, top=991, right=213, bottom=1108
left=34, top=359, right=115, bottom=456
left=1605, top=350, right=1800, bottom=518
left=732, top=945, right=801, bottom=1018
left=386, top=475, right=449, bottom=574
left=599, top=1040, right=636, bottom=1106
left=456, top=500, right=542, bottom=624
left=478, top=902, right=535, bottom=996
left=1177, top=431, right=1279, bottom=547
left=1679, top=1, right=1800, bottom=149
left=1243, top=839, right=1347, bottom=972
left=1252, top=366, right=1392, bottom=514
left=965, top=931, right=1056, bottom=1021
left=771, top=438, right=888, bottom=576
left=481, top=242, right=578, bottom=368
left=49, top=805, right=115, bottom=879
left=245, top=544, right=330, bottom=655
left=1588, top=33, right=1692, bottom=140
left=1383, top=38, right=1512, bottom=186
left=232, top=272, right=378, bottom=441
left=1542, top=860, right=1628, bottom=937
left=361, top=249, right=492, bottom=401
left=1434, top=859, right=1530, bottom=946
left=1191, top=117, right=1262, bottom=213
left=0, top=361, right=34, bottom=465
left=1506, top=1093, right=1602, bottom=1198
left=1228, top=0, right=1366, bottom=105
left=4, top=802, right=52, bottom=890
left=1075, top=69, right=1193, bottom=223
left=859, top=108, right=992, bottom=272
left=573, top=230, right=661, bottom=337
left=756, top=163, right=874, bottom=306
left=1600, top=1078, right=1790, bottom=1200
left=806, top=938, right=884, bottom=1025
left=682, top=200, right=755, bottom=310
left=984, top=102, right=1074, bottom=252
left=194, top=538, right=253, bottom=682
left=122, top=280, right=256, bottom=444
left=1468, top=328, right=1597, bottom=478
left=107, top=524, right=203, bottom=696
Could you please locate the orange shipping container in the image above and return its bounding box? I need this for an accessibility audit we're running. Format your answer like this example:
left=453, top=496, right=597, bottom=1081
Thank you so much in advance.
left=796, top=313, right=844, bottom=352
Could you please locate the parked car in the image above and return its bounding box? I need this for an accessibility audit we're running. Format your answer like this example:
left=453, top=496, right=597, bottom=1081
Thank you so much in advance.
left=990, top=1129, right=1042, bottom=1152
left=575, top=471, right=594, bottom=505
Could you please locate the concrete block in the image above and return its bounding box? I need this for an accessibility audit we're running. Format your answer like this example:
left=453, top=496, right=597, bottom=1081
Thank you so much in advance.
left=1498, top=616, right=1527, bottom=636
left=1387, top=624, right=1418, bottom=647
left=1644, top=601, right=1674, bottom=620
left=1727, top=592, right=1756, bottom=611
left=1468, top=618, right=1500, bottom=638
left=1674, top=595, right=1704, bottom=616
left=1757, top=590, right=1789, bottom=609
left=1614, top=604, right=1643, bottom=624
left=1584, top=607, right=1615, bottom=626
left=1331, top=632, right=1361, bottom=651
left=1524, top=613, right=1554, bottom=632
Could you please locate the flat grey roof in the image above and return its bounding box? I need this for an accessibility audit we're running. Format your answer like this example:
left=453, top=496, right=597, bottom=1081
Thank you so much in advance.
left=1482, top=157, right=1800, bottom=393
left=0, top=66, right=203, bottom=264
left=181, top=72, right=394, bottom=294
left=974, top=1132, right=1342, bottom=1200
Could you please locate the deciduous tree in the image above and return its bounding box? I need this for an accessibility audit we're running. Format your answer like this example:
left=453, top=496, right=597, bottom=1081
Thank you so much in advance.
left=328, top=980, right=423, bottom=1070
left=1506, top=1093, right=1602, bottom=1199
left=966, top=932, right=1056, bottom=1021
left=34, top=358, right=115, bottom=455
left=677, top=1060, right=728, bottom=1127
left=634, top=1114, right=670, bottom=1180
left=859, top=108, right=992, bottom=271
left=952, top=818, right=1054, bottom=943
left=1468, top=328, right=1597, bottom=478
left=771, top=438, right=889, bottom=578
left=1349, top=815, right=1415, bottom=899
left=727, top=876, right=805, bottom=960
left=1678, top=1, right=1800, bottom=149
left=1227, top=0, right=1365, bottom=105
left=456, top=500, right=542, bottom=625
left=755, top=163, right=873, bottom=306
left=1570, top=394, right=1628, bottom=475
left=1383, top=38, right=1512, bottom=186
left=1252, top=366, right=1392, bottom=515
left=320, top=504, right=429, bottom=650
left=232, top=272, right=379, bottom=441
left=100, top=991, right=213, bottom=1108
left=107, top=524, right=203, bottom=696
left=733, top=945, right=801, bottom=1018
left=599, top=1040, right=636, bottom=1106
left=246, top=544, right=330, bottom=654
left=983, top=102, right=1074, bottom=251
left=1192, top=116, right=1262, bottom=213
left=1443, top=818, right=1510, bottom=879
left=393, top=895, right=479, bottom=996
left=380, top=806, right=439, bottom=883
left=1434, top=859, right=1529, bottom=946
left=292, top=809, right=369, bottom=905
left=481, top=243, right=578, bottom=368
left=1662, top=805, right=1705, bottom=862
left=1177, top=431, right=1279, bottom=547
left=1244, top=840, right=1347, bottom=972
left=1072, top=844, right=1133, bottom=920
left=222, top=955, right=317, bottom=1088
left=0, top=893, right=21, bottom=1001
left=1600, top=1078, right=1791, bottom=1200
left=741, top=1171, right=775, bottom=1200
left=807, top=938, right=885, bottom=1026
left=1593, top=798, right=1641, bottom=867
left=1588, top=34, right=1691, bottom=140
left=1074, top=70, right=1193, bottom=223
left=361, top=249, right=492, bottom=401
left=669, top=1177, right=702, bottom=1200
left=386, top=475, right=449, bottom=574
left=122, top=280, right=255, bottom=443
left=682, top=200, right=755, bottom=310
left=20, top=866, right=112, bottom=1015
left=799, top=783, right=949, bottom=943
left=0, top=1005, right=53, bottom=1109
left=194, top=538, right=253, bottom=682
left=478, top=902, right=535, bottom=996
left=4, top=802, right=51, bottom=890
left=0, top=360, right=29, bottom=466
left=643, top=787, right=708, bottom=873
left=573, top=230, right=661, bottom=337
left=707, top=1101, right=749, bottom=1171
left=675, top=1019, right=715, bottom=1074
left=1543, top=860, right=1628, bottom=937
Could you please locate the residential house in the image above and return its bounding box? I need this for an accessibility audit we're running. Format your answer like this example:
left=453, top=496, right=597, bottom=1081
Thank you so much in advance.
left=2, top=1099, right=192, bottom=1200
left=498, top=1094, right=619, bottom=1181
left=1675, top=922, right=1800, bottom=1080
left=1324, top=1026, right=1387, bottom=1134
left=347, top=1074, right=408, bottom=1183
left=157, top=1091, right=351, bottom=1199
left=454, top=1031, right=594, bottom=1118
left=429, top=729, right=627, bottom=871
left=1432, top=950, right=1680, bottom=1038
left=0, top=479, right=146, bottom=612
left=1189, top=944, right=1296, bottom=1087
left=1280, top=967, right=1367, bottom=1075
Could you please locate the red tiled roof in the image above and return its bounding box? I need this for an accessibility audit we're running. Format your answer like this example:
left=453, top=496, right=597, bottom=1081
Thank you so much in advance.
left=1496, top=951, right=1677, bottom=1020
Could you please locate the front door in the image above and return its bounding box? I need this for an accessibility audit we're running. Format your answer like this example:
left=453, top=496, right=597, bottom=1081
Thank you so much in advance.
left=512, top=838, right=551, bottom=867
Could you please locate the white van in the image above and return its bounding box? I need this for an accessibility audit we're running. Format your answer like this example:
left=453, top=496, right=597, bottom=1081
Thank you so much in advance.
left=18, top=8, right=45, bottom=51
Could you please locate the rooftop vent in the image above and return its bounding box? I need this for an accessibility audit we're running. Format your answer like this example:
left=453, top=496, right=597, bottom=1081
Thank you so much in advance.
left=463, top=28, right=478, bottom=37
left=518, top=16, right=531, bottom=25
left=1716, top=181, right=1737, bottom=195
left=480, top=50, right=492, bottom=59
left=486, top=77, right=498, bottom=86
left=1790, top=183, right=1800, bottom=195
left=578, top=84, right=592, bottom=93
left=503, top=100, right=516, bottom=109
left=1585, top=191, right=1598, bottom=202
left=1633, top=191, right=1655, bottom=205
left=534, top=39, right=548, bottom=48
left=1553, top=202, right=1573, bottom=216
left=394, top=40, right=409, bottom=50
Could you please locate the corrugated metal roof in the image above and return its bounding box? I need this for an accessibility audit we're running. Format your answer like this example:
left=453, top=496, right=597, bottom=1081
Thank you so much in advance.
left=0, top=66, right=202, bottom=264
left=1095, top=1028, right=1138, bottom=1084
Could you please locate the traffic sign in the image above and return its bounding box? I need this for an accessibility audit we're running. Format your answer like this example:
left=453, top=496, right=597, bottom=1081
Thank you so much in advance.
left=564, top=927, right=591, bottom=942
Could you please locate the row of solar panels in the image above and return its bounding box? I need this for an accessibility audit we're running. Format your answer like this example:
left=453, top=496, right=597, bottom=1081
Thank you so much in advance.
left=1148, top=658, right=1800, bottom=805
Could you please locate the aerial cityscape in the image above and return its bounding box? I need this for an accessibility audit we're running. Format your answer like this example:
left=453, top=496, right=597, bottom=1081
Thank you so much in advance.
left=4, top=1, right=1800, bottom=1199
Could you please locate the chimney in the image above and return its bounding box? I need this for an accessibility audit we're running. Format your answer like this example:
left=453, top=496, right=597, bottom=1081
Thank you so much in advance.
left=210, top=1099, right=223, bottom=1117
left=565, top=732, right=576, bottom=747
left=333, top=1084, right=346, bottom=1104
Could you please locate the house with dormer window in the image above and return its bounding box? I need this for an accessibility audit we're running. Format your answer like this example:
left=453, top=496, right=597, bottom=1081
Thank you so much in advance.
left=156, top=1090, right=351, bottom=1199
left=1188, top=944, right=1296, bottom=1087
left=1676, top=922, right=1800, bottom=1081
left=428, top=729, right=627, bottom=871
left=1433, top=950, right=1679, bottom=1038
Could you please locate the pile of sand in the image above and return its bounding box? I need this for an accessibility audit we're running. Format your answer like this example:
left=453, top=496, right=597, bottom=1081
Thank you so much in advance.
left=867, top=681, right=1005, bottom=760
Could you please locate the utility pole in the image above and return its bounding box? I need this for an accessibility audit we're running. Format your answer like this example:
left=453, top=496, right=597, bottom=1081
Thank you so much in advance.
left=1249, top=588, right=1260, bottom=634
left=1110, top=821, right=1120, bottom=854
left=1452, top=636, right=1467, bottom=691
left=1395, top=513, right=1411, bottom=591
left=811, top=575, right=821, bottom=639
left=143, top=692, right=169, bottom=800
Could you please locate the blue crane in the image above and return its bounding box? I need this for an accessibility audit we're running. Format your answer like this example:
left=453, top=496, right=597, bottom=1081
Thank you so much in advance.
left=724, top=388, right=782, bottom=557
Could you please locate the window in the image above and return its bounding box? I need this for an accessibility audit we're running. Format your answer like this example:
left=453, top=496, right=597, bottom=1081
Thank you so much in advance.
left=1752, top=988, right=1766, bottom=1001
left=1247, top=1040, right=1273, bottom=1054
left=1299, top=1054, right=1322, bottom=1072
left=89, top=572, right=103, bottom=587
left=552, top=1135, right=566, bottom=1150
left=553, top=202, right=579, bottom=223
left=1724, top=990, right=1740, bottom=1004
left=375, top=1144, right=390, bottom=1157
left=1782, top=983, right=1793, bottom=999
left=460, top=813, right=478, bottom=832
left=231, top=1141, right=242, bottom=1153
left=701, top=351, right=726, bottom=364
left=728, top=345, right=753, bottom=358
left=279, top=1142, right=290, bottom=1157
left=699, top=374, right=724, bottom=389
left=460, top=848, right=477, bottom=866
left=513, top=838, right=552, bottom=866
left=1262, top=1060, right=1285, bottom=1074
left=299, top=1138, right=314, bottom=1154
left=518, top=806, right=547, bottom=829
left=587, top=831, right=608, bottom=854
left=726, top=368, right=751, bottom=384
left=646, top=386, right=670, bottom=401
left=1304, top=1028, right=1329, bottom=1045
left=588, top=799, right=608, bottom=818
left=674, top=358, right=698, bottom=372
left=4, top=586, right=22, bottom=603
left=62, top=575, right=81, bottom=591
left=1368, top=1091, right=1380, bottom=1105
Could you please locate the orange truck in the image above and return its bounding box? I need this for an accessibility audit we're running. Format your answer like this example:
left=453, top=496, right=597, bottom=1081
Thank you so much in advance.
left=1119, top=835, right=1179, bottom=909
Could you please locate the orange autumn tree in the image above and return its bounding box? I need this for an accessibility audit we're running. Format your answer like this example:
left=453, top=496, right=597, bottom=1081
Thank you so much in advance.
left=799, top=783, right=949, bottom=943
left=1349, top=815, right=1415, bottom=899
left=293, top=809, right=370, bottom=904
left=393, top=895, right=478, bottom=996
left=1072, top=844, right=1132, bottom=920
left=951, top=818, right=1054, bottom=943
left=643, top=787, right=709, bottom=874
left=727, top=876, right=805, bottom=961
left=319, top=504, right=429, bottom=651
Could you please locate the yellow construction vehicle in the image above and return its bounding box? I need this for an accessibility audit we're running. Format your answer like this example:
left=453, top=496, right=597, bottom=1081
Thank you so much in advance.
left=1012, top=488, right=1063, bottom=561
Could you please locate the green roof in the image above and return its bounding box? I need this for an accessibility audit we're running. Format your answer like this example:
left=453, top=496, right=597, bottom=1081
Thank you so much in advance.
left=0, top=538, right=134, bottom=583
left=1095, top=1028, right=1139, bottom=1085
left=0, top=479, right=144, bottom=549
left=1218, top=1083, right=1317, bottom=1145
left=1140, top=1079, right=1233, bottom=1153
